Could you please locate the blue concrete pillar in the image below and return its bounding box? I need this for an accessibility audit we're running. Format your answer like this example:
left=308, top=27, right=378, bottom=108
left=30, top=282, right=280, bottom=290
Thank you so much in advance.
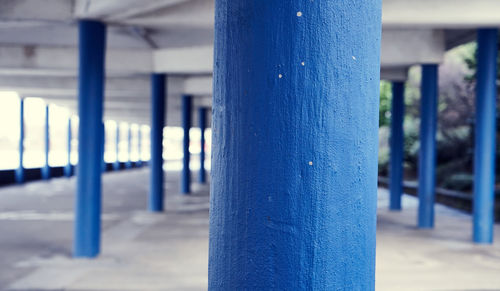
left=41, top=105, right=50, bottom=180
left=64, top=117, right=72, bottom=177
left=418, top=64, right=439, bottom=229
left=137, top=126, right=142, bottom=167
left=208, top=1, right=382, bottom=289
left=113, top=124, right=120, bottom=171
left=181, top=95, right=192, bottom=194
left=389, top=82, right=405, bottom=210
left=198, top=107, right=207, bottom=183
left=125, top=124, right=132, bottom=169
left=473, top=29, right=498, bottom=244
left=149, top=73, right=166, bottom=212
left=74, top=20, right=106, bottom=258
left=15, top=98, right=25, bottom=184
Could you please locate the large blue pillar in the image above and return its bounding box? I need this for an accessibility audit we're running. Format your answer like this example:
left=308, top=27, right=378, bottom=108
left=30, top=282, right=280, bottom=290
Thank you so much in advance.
left=41, top=105, right=50, bottom=180
left=389, top=82, right=405, bottom=210
left=125, top=124, right=132, bottom=169
left=181, top=95, right=192, bottom=194
left=473, top=29, right=498, bottom=244
left=15, top=98, right=25, bottom=184
left=418, top=64, right=439, bottom=228
left=208, top=1, right=382, bottom=289
left=113, top=124, right=120, bottom=171
left=64, top=117, right=72, bottom=177
left=74, top=20, right=106, bottom=258
left=198, top=107, right=207, bottom=183
left=149, top=74, right=166, bottom=212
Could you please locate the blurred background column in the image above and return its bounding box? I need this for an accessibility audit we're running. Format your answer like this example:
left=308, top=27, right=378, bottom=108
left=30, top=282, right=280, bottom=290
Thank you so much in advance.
left=473, top=28, right=498, bottom=244
left=74, top=20, right=106, bottom=258
left=418, top=64, right=439, bottom=228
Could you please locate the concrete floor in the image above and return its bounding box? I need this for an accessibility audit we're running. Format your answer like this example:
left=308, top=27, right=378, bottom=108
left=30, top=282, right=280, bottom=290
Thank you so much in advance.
left=0, top=168, right=499, bottom=290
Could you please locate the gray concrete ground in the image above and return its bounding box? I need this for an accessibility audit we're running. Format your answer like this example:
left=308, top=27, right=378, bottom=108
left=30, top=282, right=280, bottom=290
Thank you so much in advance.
left=0, top=169, right=499, bottom=290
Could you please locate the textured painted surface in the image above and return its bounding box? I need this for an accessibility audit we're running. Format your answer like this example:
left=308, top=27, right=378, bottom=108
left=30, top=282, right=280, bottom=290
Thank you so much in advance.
left=41, top=105, right=50, bottom=180
left=74, top=20, right=106, bottom=258
left=418, top=64, right=438, bottom=229
left=64, top=117, right=72, bottom=177
left=473, top=29, right=498, bottom=244
left=149, top=73, right=166, bottom=212
left=15, top=98, right=24, bottom=184
left=199, top=107, right=207, bottom=184
left=181, top=95, right=192, bottom=194
left=389, top=82, right=405, bottom=210
left=208, top=1, right=382, bottom=289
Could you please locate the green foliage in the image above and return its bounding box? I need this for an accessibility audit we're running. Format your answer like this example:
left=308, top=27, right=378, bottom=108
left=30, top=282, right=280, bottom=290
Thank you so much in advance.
left=379, top=81, right=392, bottom=127
left=378, top=41, right=483, bottom=193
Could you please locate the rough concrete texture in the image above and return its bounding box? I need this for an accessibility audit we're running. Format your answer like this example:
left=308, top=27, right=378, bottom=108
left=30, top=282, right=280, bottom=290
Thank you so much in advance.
left=0, top=169, right=499, bottom=290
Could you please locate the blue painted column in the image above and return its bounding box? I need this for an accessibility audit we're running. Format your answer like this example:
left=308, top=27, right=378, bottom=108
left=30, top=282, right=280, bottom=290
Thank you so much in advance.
left=125, top=124, right=132, bottom=169
left=74, top=20, right=106, bottom=258
left=418, top=64, right=439, bottom=228
left=389, top=82, right=405, bottom=210
left=149, top=73, right=166, bottom=212
left=15, top=98, right=25, bottom=184
left=64, top=117, right=72, bottom=177
left=198, top=107, right=207, bottom=183
left=181, top=95, right=192, bottom=194
left=113, top=124, right=120, bottom=171
left=41, top=105, right=50, bottom=180
left=137, top=126, right=142, bottom=167
left=473, top=29, right=498, bottom=244
left=208, top=1, right=382, bottom=290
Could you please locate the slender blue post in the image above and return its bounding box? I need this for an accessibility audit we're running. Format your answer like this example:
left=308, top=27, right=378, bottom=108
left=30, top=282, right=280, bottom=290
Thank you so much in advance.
left=198, top=107, right=207, bottom=183
left=474, top=29, right=498, bottom=244
left=137, top=126, right=142, bottom=167
left=15, top=98, right=25, bottom=184
left=418, top=64, right=438, bottom=228
left=389, top=82, right=405, bottom=210
left=41, top=105, right=50, bottom=180
left=64, top=117, right=72, bottom=177
left=74, top=20, right=106, bottom=258
left=125, top=124, right=132, bottom=169
left=150, top=73, right=166, bottom=212
left=181, top=95, right=192, bottom=194
left=208, top=1, right=382, bottom=289
left=113, top=124, right=120, bottom=171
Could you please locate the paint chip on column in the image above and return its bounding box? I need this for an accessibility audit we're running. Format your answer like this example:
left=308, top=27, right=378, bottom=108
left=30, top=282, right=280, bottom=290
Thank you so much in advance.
left=301, top=61, right=305, bottom=66
left=352, top=56, right=357, bottom=60
left=309, top=161, right=313, bottom=166
left=278, top=74, right=283, bottom=79
left=297, top=11, right=303, bottom=17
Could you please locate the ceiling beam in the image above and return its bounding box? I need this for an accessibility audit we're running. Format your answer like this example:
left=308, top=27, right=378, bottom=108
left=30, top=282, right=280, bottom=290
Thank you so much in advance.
left=383, top=0, right=500, bottom=29
left=381, top=29, right=445, bottom=67
left=0, top=0, right=73, bottom=23
left=380, top=67, right=409, bottom=82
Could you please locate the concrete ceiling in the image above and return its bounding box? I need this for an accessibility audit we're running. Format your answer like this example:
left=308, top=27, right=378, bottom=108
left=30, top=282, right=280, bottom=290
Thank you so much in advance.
left=0, top=0, right=499, bottom=125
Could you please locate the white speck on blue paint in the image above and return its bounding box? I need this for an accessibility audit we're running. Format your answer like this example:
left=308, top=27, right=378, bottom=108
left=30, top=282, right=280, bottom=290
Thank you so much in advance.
left=301, top=61, right=305, bottom=66
left=279, top=74, right=283, bottom=79
left=352, top=56, right=356, bottom=60
left=297, top=11, right=303, bottom=17
left=309, top=161, right=313, bottom=166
